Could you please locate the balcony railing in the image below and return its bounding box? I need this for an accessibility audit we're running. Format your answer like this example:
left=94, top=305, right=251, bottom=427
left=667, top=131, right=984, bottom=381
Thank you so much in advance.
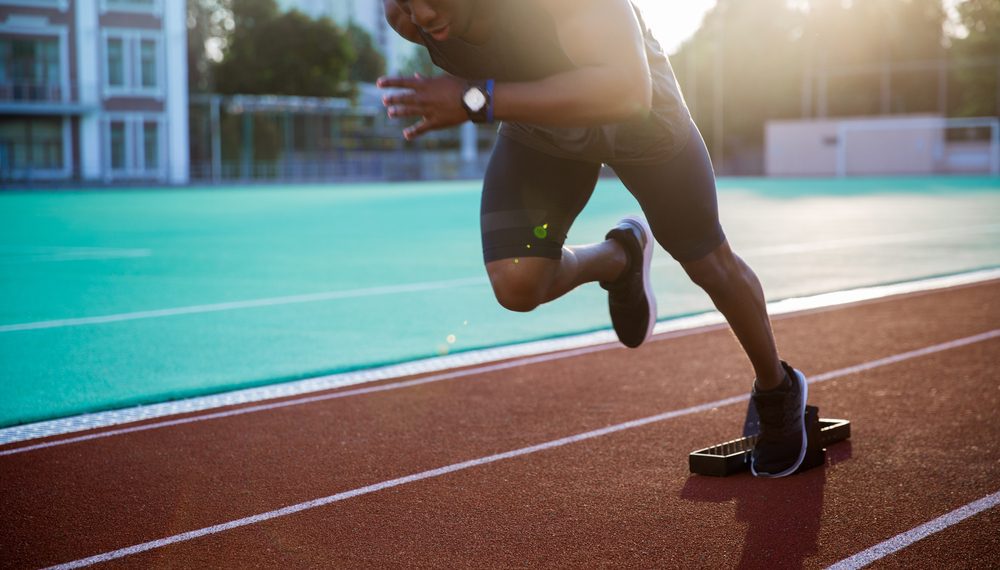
left=0, top=81, right=70, bottom=103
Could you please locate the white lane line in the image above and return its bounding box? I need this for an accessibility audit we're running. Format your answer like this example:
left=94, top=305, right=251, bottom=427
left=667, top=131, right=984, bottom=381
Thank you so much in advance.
left=38, top=329, right=1000, bottom=569
left=6, top=223, right=999, bottom=332
left=0, top=277, right=487, bottom=333
left=827, top=490, right=1000, bottom=570
left=1, top=269, right=997, bottom=450
left=3, top=328, right=996, bottom=458
left=809, top=329, right=1000, bottom=383
left=0, top=342, right=625, bottom=457
left=0, top=246, right=152, bottom=263
left=745, top=224, right=1000, bottom=257
left=40, top=394, right=735, bottom=570
left=650, top=224, right=1000, bottom=269
left=0, top=270, right=1000, bottom=450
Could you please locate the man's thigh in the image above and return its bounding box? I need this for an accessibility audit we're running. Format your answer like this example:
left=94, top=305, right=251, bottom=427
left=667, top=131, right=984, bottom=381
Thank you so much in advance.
left=611, top=122, right=726, bottom=263
left=481, top=135, right=603, bottom=264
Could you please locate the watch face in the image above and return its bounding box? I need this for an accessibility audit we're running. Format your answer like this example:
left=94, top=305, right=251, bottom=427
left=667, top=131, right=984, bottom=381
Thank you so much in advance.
left=463, top=88, right=487, bottom=113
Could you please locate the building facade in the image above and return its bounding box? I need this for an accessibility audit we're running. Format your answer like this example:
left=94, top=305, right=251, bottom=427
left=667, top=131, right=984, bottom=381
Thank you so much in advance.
left=0, top=0, right=187, bottom=184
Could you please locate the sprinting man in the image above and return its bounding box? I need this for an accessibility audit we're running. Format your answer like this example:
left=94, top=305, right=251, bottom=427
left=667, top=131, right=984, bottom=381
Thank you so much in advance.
left=378, top=0, right=808, bottom=478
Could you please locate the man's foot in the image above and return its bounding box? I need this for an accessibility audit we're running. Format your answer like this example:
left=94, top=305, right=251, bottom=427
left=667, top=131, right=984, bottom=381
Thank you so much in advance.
left=750, top=361, right=809, bottom=478
left=600, top=216, right=657, bottom=348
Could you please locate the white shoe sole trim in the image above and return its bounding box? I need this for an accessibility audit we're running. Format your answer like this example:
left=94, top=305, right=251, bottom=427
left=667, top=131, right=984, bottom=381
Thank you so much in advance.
left=622, top=215, right=657, bottom=345
left=750, top=368, right=810, bottom=478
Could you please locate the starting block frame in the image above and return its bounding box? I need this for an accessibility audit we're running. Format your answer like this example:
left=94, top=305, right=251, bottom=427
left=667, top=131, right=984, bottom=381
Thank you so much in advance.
left=689, top=406, right=851, bottom=477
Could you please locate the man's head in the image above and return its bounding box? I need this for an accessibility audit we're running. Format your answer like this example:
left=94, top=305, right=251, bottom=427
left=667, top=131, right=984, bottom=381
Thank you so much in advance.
left=394, top=0, right=478, bottom=42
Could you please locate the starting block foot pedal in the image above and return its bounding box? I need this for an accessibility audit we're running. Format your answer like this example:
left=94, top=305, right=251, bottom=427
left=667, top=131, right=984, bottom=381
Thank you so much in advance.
left=688, top=405, right=850, bottom=477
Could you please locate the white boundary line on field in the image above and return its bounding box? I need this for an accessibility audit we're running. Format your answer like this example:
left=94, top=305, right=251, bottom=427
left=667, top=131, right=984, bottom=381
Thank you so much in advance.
left=4, top=224, right=998, bottom=333
left=827, top=490, right=1000, bottom=570
left=0, top=277, right=487, bottom=333
left=0, top=246, right=153, bottom=263
left=1, top=268, right=998, bottom=450
left=42, top=328, right=1000, bottom=570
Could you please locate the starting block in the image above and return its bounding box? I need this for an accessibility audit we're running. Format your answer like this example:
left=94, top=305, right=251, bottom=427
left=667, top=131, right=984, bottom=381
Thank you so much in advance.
left=689, top=406, right=850, bottom=477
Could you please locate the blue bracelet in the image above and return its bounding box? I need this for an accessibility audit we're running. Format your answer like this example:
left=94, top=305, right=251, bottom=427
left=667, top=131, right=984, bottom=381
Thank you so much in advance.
left=486, top=79, right=495, bottom=123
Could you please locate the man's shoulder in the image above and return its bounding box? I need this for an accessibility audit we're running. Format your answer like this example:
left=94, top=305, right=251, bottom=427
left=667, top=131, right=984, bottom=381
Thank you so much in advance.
left=535, top=0, right=607, bottom=19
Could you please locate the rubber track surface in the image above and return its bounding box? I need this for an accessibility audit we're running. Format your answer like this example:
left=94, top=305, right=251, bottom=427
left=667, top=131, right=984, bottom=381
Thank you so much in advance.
left=1, top=281, right=998, bottom=569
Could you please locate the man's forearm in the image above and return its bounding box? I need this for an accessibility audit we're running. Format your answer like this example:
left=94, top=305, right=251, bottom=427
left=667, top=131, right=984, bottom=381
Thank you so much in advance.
left=493, top=65, right=652, bottom=127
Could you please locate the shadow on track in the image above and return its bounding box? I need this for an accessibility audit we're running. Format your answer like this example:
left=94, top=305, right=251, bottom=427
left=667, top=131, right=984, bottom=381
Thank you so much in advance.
left=679, top=442, right=853, bottom=569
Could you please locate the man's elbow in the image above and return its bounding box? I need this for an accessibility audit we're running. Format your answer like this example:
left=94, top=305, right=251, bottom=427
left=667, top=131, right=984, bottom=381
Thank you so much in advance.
left=623, top=86, right=652, bottom=120
left=616, top=76, right=652, bottom=122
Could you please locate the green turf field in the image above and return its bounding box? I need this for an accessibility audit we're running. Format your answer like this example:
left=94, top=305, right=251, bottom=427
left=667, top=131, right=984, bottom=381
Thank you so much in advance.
left=1, top=176, right=998, bottom=427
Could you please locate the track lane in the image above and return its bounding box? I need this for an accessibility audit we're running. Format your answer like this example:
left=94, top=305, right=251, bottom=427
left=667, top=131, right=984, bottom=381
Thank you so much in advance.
left=0, top=281, right=997, bottom=568
left=87, top=340, right=1000, bottom=569
left=861, top=507, right=1000, bottom=569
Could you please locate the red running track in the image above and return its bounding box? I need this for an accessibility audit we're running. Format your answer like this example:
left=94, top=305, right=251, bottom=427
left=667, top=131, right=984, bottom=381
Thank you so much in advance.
left=1, top=280, right=998, bottom=569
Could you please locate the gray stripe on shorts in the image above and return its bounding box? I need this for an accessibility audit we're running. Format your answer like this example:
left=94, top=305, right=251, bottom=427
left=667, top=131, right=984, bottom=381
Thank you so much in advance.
left=481, top=209, right=548, bottom=233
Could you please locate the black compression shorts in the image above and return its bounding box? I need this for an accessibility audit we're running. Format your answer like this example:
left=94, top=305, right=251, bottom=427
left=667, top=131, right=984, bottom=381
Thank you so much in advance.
left=480, top=120, right=726, bottom=264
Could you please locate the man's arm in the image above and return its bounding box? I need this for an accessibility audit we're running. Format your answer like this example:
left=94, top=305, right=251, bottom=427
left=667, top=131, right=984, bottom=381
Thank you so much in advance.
left=378, top=0, right=652, bottom=139
left=383, top=0, right=424, bottom=45
left=494, top=0, right=652, bottom=126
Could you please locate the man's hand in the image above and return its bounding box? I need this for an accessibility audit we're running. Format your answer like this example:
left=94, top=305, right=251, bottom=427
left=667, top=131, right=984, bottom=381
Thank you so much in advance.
left=377, top=75, right=468, bottom=141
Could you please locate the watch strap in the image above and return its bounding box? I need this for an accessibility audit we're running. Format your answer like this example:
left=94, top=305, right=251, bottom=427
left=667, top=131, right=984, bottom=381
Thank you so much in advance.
left=485, top=79, right=495, bottom=123
left=463, top=79, right=495, bottom=124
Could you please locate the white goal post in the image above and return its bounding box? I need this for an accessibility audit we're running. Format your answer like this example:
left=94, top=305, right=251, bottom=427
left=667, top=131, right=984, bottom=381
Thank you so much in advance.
left=835, top=116, right=1000, bottom=178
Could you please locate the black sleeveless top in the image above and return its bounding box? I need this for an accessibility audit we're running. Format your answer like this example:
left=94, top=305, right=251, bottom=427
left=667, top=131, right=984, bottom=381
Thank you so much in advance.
left=418, top=0, right=692, bottom=164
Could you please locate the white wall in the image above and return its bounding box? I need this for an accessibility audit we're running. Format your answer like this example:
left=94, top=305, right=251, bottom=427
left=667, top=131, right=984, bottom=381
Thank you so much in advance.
left=766, top=115, right=944, bottom=177
left=164, top=0, right=189, bottom=183
left=76, top=0, right=101, bottom=180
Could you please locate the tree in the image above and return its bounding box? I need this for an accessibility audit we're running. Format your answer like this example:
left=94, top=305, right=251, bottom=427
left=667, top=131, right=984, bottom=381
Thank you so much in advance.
left=672, top=0, right=805, bottom=171
left=187, top=0, right=232, bottom=93
left=400, top=46, right=443, bottom=78
left=671, top=0, right=953, bottom=172
left=952, top=0, right=1000, bottom=116
left=214, top=1, right=355, bottom=98
left=208, top=1, right=390, bottom=95
left=346, top=23, right=386, bottom=83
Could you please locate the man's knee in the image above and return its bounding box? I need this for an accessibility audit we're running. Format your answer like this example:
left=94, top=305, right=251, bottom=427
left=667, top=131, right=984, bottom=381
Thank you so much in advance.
left=486, top=259, right=552, bottom=313
left=682, top=243, right=741, bottom=293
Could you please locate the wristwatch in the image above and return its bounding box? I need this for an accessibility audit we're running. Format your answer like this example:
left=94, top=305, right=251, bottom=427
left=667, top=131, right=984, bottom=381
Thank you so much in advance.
left=461, top=79, right=495, bottom=124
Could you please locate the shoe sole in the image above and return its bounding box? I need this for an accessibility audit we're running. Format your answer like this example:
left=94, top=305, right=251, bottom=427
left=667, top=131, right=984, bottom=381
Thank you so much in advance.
left=621, top=215, right=657, bottom=346
left=750, top=368, right=809, bottom=478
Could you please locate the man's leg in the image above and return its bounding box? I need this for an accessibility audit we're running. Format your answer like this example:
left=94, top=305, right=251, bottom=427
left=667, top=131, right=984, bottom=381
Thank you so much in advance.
left=613, top=120, right=807, bottom=476
left=488, top=214, right=657, bottom=349
left=480, top=136, right=657, bottom=346
left=679, top=240, right=784, bottom=388
left=612, top=122, right=784, bottom=383
left=479, top=135, right=611, bottom=311
left=485, top=242, right=626, bottom=313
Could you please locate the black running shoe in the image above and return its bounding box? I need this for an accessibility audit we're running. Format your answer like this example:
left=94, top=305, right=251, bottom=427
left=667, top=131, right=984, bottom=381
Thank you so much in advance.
left=600, top=216, right=657, bottom=348
left=750, top=361, right=809, bottom=478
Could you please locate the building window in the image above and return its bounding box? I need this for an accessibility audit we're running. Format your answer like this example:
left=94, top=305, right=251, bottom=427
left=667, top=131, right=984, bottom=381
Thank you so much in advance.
left=105, top=115, right=164, bottom=179
left=101, top=0, right=160, bottom=14
left=139, top=39, right=156, bottom=88
left=0, top=37, right=62, bottom=102
left=0, top=1, right=68, bottom=9
left=103, top=31, right=162, bottom=97
left=0, top=117, right=67, bottom=179
left=142, top=120, right=158, bottom=169
left=109, top=120, right=126, bottom=170
left=106, top=37, right=124, bottom=88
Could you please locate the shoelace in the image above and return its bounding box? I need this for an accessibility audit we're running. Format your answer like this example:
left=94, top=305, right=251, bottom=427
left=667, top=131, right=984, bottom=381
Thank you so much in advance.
left=754, top=389, right=800, bottom=439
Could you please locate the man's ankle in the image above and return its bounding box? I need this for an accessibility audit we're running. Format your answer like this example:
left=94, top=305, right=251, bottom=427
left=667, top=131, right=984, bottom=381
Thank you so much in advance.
left=754, top=365, right=790, bottom=392
left=604, top=237, right=630, bottom=283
